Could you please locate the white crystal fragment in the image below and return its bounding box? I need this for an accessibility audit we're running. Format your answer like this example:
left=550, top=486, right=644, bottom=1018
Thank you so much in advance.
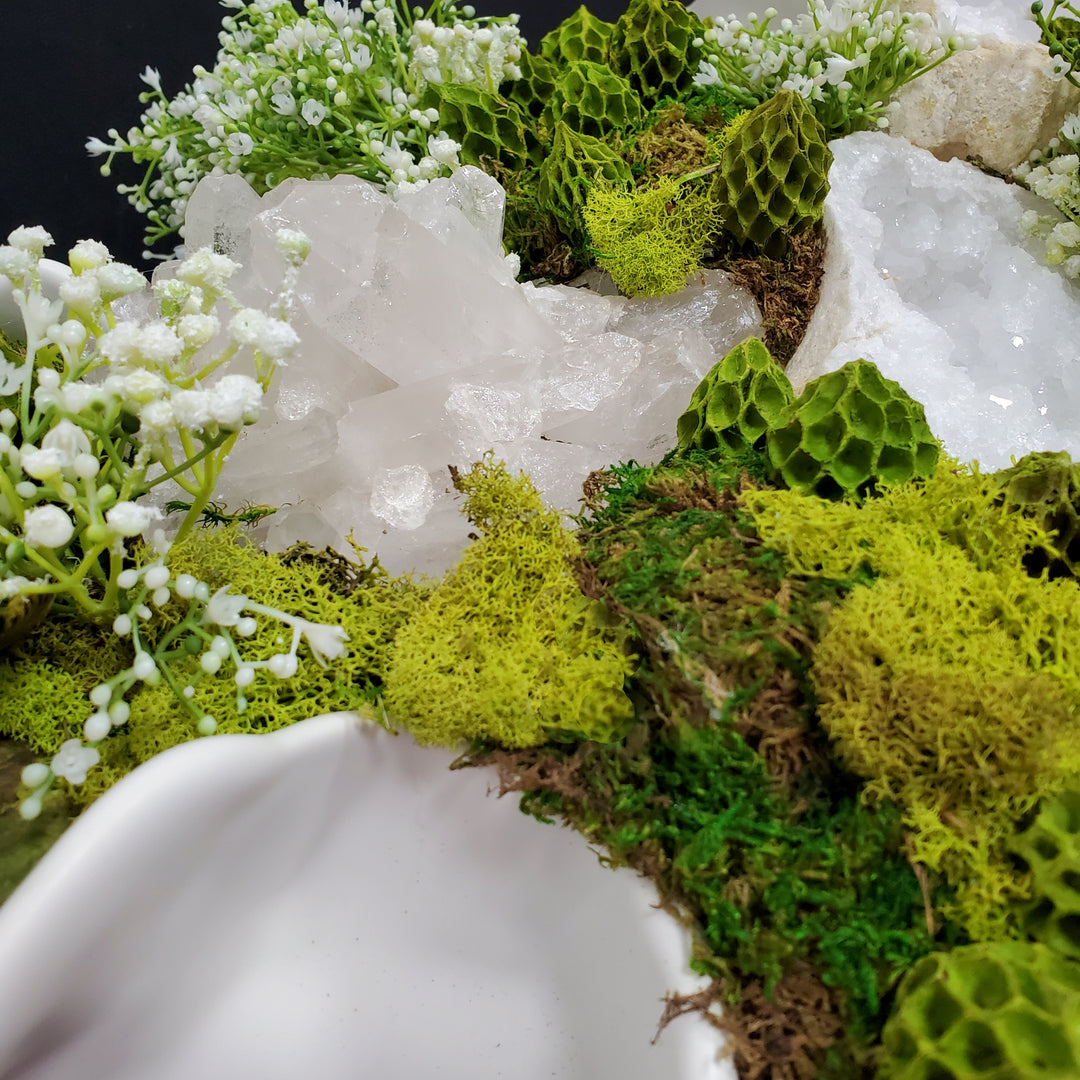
left=175, top=172, right=762, bottom=575
left=788, top=131, right=1080, bottom=470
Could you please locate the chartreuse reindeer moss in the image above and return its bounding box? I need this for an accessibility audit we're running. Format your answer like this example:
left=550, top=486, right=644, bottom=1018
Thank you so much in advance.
left=583, top=172, right=723, bottom=297
left=384, top=456, right=634, bottom=748
left=1009, top=790, right=1080, bottom=960
left=676, top=337, right=796, bottom=453
left=2, top=527, right=424, bottom=806
left=766, top=359, right=941, bottom=501
left=878, top=941, right=1080, bottom=1080
left=469, top=452, right=939, bottom=1076
left=712, top=90, right=831, bottom=258
left=744, top=465, right=1080, bottom=939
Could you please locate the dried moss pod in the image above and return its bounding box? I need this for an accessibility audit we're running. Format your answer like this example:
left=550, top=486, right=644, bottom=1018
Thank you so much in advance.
left=539, top=4, right=616, bottom=65
left=1010, top=790, right=1080, bottom=960
left=537, top=121, right=634, bottom=236
left=878, top=941, right=1080, bottom=1079
left=608, top=0, right=704, bottom=107
left=713, top=90, right=831, bottom=258
left=542, top=61, right=645, bottom=141
left=990, top=451, right=1080, bottom=579
left=676, top=337, right=795, bottom=454
left=505, top=49, right=560, bottom=127
left=766, top=359, right=939, bottom=501
left=424, top=84, right=531, bottom=172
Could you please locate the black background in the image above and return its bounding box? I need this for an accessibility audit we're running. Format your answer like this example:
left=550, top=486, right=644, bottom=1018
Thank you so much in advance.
left=1, top=1, right=630, bottom=267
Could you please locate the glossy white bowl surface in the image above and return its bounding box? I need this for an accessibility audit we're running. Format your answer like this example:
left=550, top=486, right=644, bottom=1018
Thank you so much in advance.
left=0, top=714, right=731, bottom=1080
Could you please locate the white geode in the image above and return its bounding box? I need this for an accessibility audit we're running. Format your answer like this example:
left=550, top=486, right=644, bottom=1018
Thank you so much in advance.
left=177, top=169, right=761, bottom=575
left=788, top=131, right=1080, bottom=470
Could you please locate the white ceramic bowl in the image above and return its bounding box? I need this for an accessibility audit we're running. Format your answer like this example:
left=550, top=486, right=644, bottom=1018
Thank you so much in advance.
left=0, top=715, right=732, bottom=1080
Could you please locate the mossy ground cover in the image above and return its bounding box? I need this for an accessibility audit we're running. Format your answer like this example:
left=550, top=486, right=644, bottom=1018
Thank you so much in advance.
left=463, top=451, right=950, bottom=1078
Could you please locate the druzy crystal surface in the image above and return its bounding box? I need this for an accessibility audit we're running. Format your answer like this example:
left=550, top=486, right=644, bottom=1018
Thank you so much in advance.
left=788, top=131, right=1080, bottom=471
left=180, top=169, right=761, bottom=574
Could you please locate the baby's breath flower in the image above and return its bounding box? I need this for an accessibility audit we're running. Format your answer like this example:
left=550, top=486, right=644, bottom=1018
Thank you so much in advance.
left=50, top=739, right=100, bottom=784
left=106, top=500, right=163, bottom=537
left=8, top=226, right=54, bottom=257
left=23, top=505, right=75, bottom=548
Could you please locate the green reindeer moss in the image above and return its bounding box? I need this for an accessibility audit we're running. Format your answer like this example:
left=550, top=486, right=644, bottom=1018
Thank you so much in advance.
left=384, top=456, right=635, bottom=748
left=2, top=529, right=424, bottom=806
left=582, top=170, right=723, bottom=296
left=744, top=464, right=1080, bottom=939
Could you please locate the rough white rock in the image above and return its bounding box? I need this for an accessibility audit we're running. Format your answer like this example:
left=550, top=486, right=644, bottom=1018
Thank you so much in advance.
left=177, top=170, right=761, bottom=575
left=788, top=131, right=1080, bottom=470
left=887, top=38, right=1080, bottom=174
left=925, top=0, right=1041, bottom=45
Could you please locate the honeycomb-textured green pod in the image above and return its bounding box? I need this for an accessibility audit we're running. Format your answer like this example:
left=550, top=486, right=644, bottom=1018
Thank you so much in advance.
left=505, top=50, right=560, bottom=126
left=989, top=451, right=1080, bottom=579
left=1010, top=790, right=1080, bottom=959
left=608, top=0, right=705, bottom=107
left=713, top=90, right=831, bottom=258
left=542, top=61, right=645, bottom=141
left=676, top=337, right=795, bottom=454
left=877, top=941, right=1080, bottom=1080
left=539, top=5, right=616, bottom=65
left=537, top=121, right=634, bottom=236
left=765, top=360, right=939, bottom=501
left=423, top=84, right=531, bottom=172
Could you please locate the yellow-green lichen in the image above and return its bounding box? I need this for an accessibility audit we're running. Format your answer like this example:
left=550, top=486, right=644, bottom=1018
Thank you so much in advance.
left=743, top=464, right=1080, bottom=939
left=384, top=456, right=635, bottom=748
left=583, top=173, right=723, bottom=297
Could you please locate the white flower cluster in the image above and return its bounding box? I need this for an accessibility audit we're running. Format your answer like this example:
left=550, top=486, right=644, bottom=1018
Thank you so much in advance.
left=2, top=225, right=346, bottom=819
left=18, top=558, right=349, bottom=819
left=407, top=11, right=523, bottom=93
left=1016, top=112, right=1080, bottom=278
left=87, top=0, right=523, bottom=251
left=694, top=0, right=973, bottom=135
left=0, top=221, right=305, bottom=623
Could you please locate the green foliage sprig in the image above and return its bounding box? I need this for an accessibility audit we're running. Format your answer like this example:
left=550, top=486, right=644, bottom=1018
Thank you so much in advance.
left=694, top=0, right=973, bottom=138
left=88, top=0, right=524, bottom=253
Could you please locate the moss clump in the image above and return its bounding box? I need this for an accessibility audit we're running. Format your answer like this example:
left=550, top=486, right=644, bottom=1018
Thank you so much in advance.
left=465, top=452, right=938, bottom=1075
left=766, top=359, right=940, bottom=501
left=712, top=90, right=831, bottom=258
left=0, top=527, right=424, bottom=806
left=582, top=173, right=723, bottom=296
left=1010, top=790, right=1080, bottom=960
left=744, top=465, right=1080, bottom=939
left=384, top=456, right=635, bottom=748
left=676, top=336, right=796, bottom=454
left=608, top=0, right=705, bottom=107
left=878, top=941, right=1080, bottom=1079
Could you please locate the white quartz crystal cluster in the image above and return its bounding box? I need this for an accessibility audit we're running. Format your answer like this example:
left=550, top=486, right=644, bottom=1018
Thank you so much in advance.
left=177, top=168, right=761, bottom=575
left=788, top=131, right=1080, bottom=470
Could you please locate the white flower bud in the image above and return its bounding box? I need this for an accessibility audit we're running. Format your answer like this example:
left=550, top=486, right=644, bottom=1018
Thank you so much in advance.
left=23, top=505, right=75, bottom=548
